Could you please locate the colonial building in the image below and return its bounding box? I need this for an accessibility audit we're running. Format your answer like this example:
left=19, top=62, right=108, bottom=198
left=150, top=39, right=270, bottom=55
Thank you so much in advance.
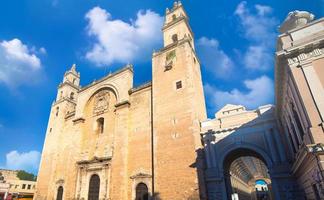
left=275, top=11, right=324, bottom=200
left=201, top=104, right=300, bottom=200
left=35, top=2, right=324, bottom=200
left=0, top=169, right=36, bottom=200
left=35, top=2, right=206, bottom=200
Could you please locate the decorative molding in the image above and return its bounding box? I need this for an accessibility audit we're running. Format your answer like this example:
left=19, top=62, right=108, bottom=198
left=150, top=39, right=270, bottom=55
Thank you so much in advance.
left=287, top=47, right=324, bottom=65
left=128, top=82, right=152, bottom=95
left=56, top=179, right=64, bottom=185
left=77, top=156, right=112, bottom=165
left=73, top=117, right=85, bottom=124
left=130, top=172, right=152, bottom=180
left=114, top=100, right=130, bottom=109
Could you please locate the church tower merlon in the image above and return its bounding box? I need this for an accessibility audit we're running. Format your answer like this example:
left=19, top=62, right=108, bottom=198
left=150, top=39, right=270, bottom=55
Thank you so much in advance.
left=163, top=1, right=194, bottom=49
left=56, top=64, right=80, bottom=102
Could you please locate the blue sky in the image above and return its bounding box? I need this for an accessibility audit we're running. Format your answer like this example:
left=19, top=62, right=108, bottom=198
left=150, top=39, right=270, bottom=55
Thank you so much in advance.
left=0, top=0, right=322, bottom=174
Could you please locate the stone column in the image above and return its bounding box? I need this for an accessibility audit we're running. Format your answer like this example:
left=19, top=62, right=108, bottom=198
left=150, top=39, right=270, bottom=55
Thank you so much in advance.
left=265, top=129, right=279, bottom=163
left=273, top=128, right=287, bottom=162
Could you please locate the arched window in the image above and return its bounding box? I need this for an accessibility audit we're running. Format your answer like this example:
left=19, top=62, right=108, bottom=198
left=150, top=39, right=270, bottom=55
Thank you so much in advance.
left=291, top=103, right=304, bottom=139
left=172, top=14, right=176, bottom=21
left=72, top=78, right=76, bottom=84
left=70, top=92, right=75, bottom=100
left=88, top=174, right=100, bottom=200
left=97, top=118, right=104, bottom=134
left=172, top=34, right=178, bottom=43
left=56, top=186, right=63, bottom=200
left=135, top=183, right=148, bottom=200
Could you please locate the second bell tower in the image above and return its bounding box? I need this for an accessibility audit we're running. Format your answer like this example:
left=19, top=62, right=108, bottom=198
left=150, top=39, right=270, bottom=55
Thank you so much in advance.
left=152, top=1, right=207, bottom=199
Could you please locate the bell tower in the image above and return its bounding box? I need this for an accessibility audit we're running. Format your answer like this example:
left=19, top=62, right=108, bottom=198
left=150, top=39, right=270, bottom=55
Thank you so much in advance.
left=152, top=1, right=207, bottom=199
left=56, top=64, right=80, bottom=101
left=163, top=1, right=194, bottom=48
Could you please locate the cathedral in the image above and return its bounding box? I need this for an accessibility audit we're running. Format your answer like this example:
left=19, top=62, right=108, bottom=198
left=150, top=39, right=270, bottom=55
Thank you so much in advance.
left=35, top=2, right=324, bottom=200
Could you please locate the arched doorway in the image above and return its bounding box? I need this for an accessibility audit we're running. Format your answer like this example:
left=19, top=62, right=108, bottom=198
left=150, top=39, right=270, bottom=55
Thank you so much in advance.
left=88, top=174, right=100, bottom=200
left=135, top=182, right=148, bottom=200
left=56, top=186, right=63, bottom=200
left=223, top=148, right=274, bottom=200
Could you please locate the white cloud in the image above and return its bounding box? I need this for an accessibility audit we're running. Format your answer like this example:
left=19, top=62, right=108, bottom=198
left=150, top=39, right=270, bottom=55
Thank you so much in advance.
left=204, top=75, right=274, bottom=113
left=244, top=45, right=272, bottom=70
left=3, top=150, right=41, bottom=172
left=197, top=37, right=234, bottom=78
left=0, top=38, right=44, bottom=88
left=85, top=7, right=163, bottom=66
left=234, top=1, right=278, bottom=70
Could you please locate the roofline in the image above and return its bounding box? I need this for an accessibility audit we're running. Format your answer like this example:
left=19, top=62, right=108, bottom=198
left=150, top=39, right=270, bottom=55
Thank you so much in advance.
left=79, top=64, right=133, bottom=92
left=129, top=82, right=152, bottom=95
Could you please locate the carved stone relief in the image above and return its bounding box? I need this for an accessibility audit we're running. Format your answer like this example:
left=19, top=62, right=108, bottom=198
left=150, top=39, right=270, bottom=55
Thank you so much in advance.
left=93, top=90, right=110, bottom=115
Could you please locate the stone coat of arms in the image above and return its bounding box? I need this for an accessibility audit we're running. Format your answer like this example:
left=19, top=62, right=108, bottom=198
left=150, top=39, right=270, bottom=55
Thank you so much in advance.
left=93, top=90, right=110, bottom=115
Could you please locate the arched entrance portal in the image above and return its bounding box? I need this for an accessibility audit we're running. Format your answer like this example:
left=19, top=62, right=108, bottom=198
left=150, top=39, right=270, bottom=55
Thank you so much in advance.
left=88, top=174, right=100, bottom=200
left=56, top=186, right=63, bottom=200
left=223, top=148, right=274, bottom=200
left=135, top=182, right=148, bottom=200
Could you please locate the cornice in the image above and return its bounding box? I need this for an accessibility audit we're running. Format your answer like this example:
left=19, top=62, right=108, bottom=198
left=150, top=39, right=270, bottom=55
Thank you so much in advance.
left=58, top=81, right=80, bottom=90
left=130, top=172, right=152, bottom=179
left=128, top=82, right=152, bottom=95
left=162, top=16, right=194, bottom=38
left=286, top=47, right=324, bottom=65
left=77, top=156, right=111, bottom=165
left=153, top=38, right=201, bottom=65
left=52, top=96, right=77, bottom=107
left=114, top=100, right=130, bottom=109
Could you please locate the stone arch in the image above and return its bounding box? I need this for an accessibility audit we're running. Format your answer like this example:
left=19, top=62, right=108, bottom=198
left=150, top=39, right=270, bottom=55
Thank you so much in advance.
left=135, top=182, right=149, bottom=200
left=56, top=186, right=63, bottom=200
left=219, top=143, right=275, bottom=200
left=88, top=174, right=100, bottom=200
left=219, top=142, right=274, bottom=171
left=94, top=84, right=119, bottom=102
left=85, top=86, right=118, bottom=107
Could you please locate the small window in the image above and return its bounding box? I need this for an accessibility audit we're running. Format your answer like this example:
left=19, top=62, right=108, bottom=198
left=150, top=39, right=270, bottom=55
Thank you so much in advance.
left=15, top=185, right=18, bottom=189
left=172, top=34, right=178, bottom=43
left=97, top=118, right=104, bottom=134
left=27, top=184, right=31, bottom=189
left=49, top=128, right=52, bottom=133
left=56, top=107, right=59, bottom=117
left=60, top=91, right=63, bottom=99
left=176, top=81, right=182, bottom=89
left=70, top=92, right=75, bottom=100
left=72, top=78, right=76, bottom=84
left=172, top=14, right=176, bottom=21
left=22, top=184, right=26, bottom=189
left=193, top=57, right=196, bottom=64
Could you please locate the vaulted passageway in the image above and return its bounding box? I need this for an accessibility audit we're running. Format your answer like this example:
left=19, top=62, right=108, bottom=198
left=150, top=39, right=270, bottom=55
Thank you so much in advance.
left=224, top=148, right=273, bottom=200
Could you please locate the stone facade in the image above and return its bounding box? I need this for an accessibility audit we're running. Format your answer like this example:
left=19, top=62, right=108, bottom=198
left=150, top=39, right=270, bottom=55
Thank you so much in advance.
left=201, top=105, right=300, bottom=200
left=34, top=2, right=324, bottom=200
left=275, top=11, right=324, bottom=200
left=35, top=2, right=206, bottom=200
left=0, top=169, right=36, bottom=199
